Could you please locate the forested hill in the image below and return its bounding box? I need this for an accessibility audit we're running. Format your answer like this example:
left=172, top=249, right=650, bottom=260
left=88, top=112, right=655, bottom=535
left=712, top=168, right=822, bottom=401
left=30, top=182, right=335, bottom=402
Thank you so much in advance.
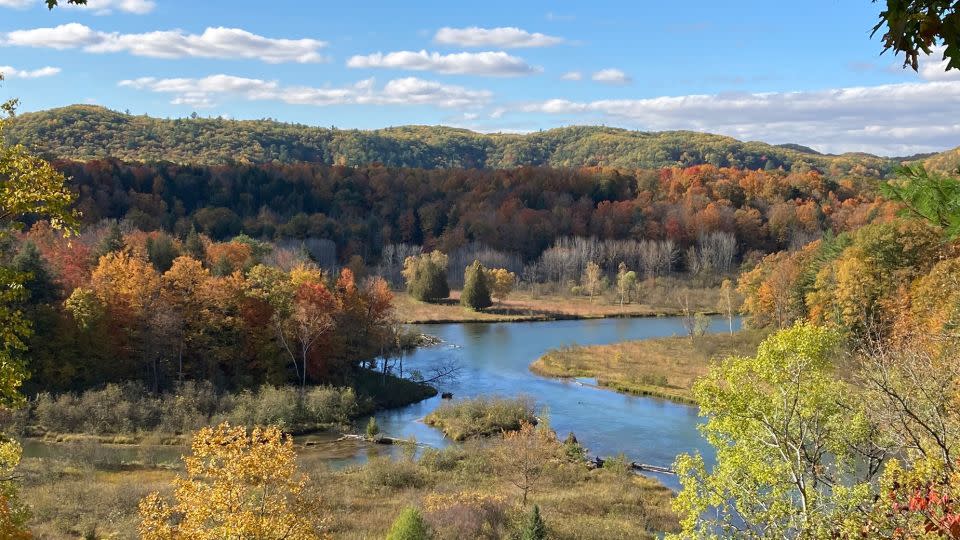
left=925, top=145, right=960, bottom=174
left=6, top=104, right=896, bottom=175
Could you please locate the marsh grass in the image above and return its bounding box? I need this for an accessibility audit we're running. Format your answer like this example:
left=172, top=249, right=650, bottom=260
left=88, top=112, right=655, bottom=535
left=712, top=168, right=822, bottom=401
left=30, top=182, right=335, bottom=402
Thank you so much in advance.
left=424, top=397, right=537, bottom=441
left=531, top=329, right=769, bottom=403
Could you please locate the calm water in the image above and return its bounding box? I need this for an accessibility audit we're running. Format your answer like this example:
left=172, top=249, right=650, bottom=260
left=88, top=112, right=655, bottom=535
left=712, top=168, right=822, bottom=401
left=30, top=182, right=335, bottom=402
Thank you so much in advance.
left=370, top=316, right=740, bottom=488
left=23, top=316, right=738, bottom=489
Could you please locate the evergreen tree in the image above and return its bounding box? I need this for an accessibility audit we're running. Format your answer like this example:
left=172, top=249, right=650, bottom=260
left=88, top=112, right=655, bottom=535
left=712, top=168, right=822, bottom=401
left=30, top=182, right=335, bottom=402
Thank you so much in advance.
left=386, top=507, right=430, bottom=540
left=521, top=505, right=547, bottom=540
left=11, top=242, right=55, bottom=305
left=146, top=233, right=180, bottom=272
left=93, top=222, right=124, bottom=263
left=460, top=260, right=492, bottom=311
left=403, top=252, right=449, bottom=303
left=183, top=227, right=205, bottom=261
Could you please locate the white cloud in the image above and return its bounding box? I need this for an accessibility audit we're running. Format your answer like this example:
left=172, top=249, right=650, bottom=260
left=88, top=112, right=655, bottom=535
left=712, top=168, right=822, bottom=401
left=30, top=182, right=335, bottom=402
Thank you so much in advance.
left=66, top=0, right=155, bottom=14
left=591, top=68, right=630, bottom=84
left=561, top=71, right=582, bottom=81
left=0, top=0, right=31, bottom=7
left=0, top=65, right=60, bottom=78
left=0, top=0, right=153, bottom=11
left=522, top=80, right=960, bottom=155
left=119, top=74, right=492, bottom=110
left=347, top=50, right=538, bottom=76
left=917, top=46, right=960, bottom=82
left=434, top=26, right=563, bottom=48
left=3, top=24, right=328, bottom=63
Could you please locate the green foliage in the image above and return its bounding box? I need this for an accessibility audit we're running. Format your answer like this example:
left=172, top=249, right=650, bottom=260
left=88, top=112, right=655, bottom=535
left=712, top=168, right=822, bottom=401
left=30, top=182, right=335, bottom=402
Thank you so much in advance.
left=881, top=164, right=960, bottom=238
left=872, top=0, right=960, bottom=71
left=424, top=396, right=536, bottom=441
left=4, top=105, right=898, bottom=174
left=92, top=222, right=124, bottom=263
left=460, top=260, right=492, bottom=311
left=386, top=507, right=430, bottom=540
left=520, top=505, right=547, bottom=540
left=403, top=252, right=449, bottom=303
left=366, top=416, right=380, bottom=438
left=145, top=233, right=180, bottom=272
left=671, top=323, right=878, bottom=538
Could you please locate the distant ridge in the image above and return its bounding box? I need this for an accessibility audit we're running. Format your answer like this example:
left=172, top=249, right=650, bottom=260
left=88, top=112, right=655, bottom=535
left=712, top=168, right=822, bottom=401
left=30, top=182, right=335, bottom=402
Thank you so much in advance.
left=5, top=104, right=898, bottom=175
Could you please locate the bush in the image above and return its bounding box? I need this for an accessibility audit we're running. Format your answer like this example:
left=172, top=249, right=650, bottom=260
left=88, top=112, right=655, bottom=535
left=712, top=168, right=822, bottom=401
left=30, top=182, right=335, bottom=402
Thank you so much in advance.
left=521, top=505, right=547, bottom=540
left=366, top=417, right=380, bottom=439
left=424, top=397, right=536, bottom=441
left=423, top=491, right=512, bottom=539
left=361, top=457, right=429, bottom=491
left=387, top=507, right=431, bottom=540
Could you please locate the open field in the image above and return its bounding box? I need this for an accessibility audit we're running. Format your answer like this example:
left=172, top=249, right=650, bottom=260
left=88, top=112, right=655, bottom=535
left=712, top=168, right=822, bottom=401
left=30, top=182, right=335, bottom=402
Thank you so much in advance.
left=530, top=330, right=769, bottom=403
left=394, top=283, right=726, bottom=324
left=20, top=435, right=679, bottom=539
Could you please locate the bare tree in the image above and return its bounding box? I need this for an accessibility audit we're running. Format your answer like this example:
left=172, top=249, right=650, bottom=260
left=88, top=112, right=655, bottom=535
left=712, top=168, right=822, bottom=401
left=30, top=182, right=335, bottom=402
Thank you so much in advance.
left=493, top=421, right=557, bottom=506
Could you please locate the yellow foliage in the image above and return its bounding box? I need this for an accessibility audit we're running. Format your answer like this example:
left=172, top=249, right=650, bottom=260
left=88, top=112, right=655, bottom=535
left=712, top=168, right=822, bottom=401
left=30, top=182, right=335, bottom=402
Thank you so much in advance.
left=138, top=423, right=326, bottom=539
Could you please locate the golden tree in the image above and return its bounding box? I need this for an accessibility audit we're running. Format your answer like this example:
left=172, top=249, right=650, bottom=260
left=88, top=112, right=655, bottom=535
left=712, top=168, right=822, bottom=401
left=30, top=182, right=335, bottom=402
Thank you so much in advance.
left=139, top=423, right=326, bottom=539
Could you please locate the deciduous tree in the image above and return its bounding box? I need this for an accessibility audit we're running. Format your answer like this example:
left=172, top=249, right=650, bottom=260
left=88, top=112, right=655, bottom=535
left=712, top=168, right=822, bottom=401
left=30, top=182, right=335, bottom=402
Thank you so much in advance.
left=138, top=423, right=325, bottom=539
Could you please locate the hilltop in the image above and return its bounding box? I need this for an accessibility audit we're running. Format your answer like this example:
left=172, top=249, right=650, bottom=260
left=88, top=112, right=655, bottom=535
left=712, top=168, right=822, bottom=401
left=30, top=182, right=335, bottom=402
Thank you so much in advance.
left=4, top=105, right=897, bottom=175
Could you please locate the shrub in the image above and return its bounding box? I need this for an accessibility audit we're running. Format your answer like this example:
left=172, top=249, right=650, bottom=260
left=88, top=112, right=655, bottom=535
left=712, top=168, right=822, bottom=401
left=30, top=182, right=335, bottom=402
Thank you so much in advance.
left=386, top=507, right=430, bottom=540
left=424, top=397, right=536, bottom=441
left=362, top=457, right=429, bottom=491
left=521, top=505, right=547, bottom=540
left=424, top=491, right=511, bottom=539
left=366, top=417, right=380, bottom=439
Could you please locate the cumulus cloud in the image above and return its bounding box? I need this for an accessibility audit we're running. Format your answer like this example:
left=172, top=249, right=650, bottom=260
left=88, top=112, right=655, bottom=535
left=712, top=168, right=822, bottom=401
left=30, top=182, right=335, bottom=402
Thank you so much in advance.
left=434, top=26, right=563, bottom=48
left=119, top=74, right=492, bottom=110
left=0, top=0, right=32, bottom=8
left=0, top=65, right=60, bottom=78
left=347, top=50, right=538, bottom=76
left=591, top=68, right=630, bottom=84
left=561, top=71, right=582, bottom=81
left=917, top=46, right=960, bottom=82
left=522, top=80, right=960, bottom=155
left=66, top=0, right=155, bottom=14
left=3, top=24, right=328, bottom=63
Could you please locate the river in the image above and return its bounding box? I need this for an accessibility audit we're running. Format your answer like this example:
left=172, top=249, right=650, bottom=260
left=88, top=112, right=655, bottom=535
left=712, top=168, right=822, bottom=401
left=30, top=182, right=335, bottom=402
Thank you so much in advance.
left=23, top=316, right=738, bottom=490
left=368, top=315, right=739, bottom=488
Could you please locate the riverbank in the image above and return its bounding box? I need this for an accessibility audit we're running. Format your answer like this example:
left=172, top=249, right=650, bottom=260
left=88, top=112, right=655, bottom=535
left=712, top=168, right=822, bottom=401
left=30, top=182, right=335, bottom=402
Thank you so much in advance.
left=530, top=329, right=768, bottom=404
left=20, top=424, right=679, bottom=539
left=394, top=285, right=723, bottom=324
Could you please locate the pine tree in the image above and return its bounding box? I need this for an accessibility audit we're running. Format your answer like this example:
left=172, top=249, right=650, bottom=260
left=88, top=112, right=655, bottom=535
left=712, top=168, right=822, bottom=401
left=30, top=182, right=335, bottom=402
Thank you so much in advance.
left=521, top=505, right=547, bottom=540
left=386, top=507, right=430, bottom=540
left=460, top=260, right=492, bottom=311
left=93, top=222, right=124, bottom=263
left=184, top=227, right=205, bottom=261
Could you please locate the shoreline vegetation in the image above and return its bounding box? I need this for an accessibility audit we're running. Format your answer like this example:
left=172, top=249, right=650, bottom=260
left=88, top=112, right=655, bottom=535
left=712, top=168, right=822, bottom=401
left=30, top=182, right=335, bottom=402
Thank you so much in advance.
left=424, top=397, right=538, bottom=441
left=3, top=369, right=436, bottom=446
left=530, top=330, right=768, bottom=404
left=395, top=285, right=724, bottom=324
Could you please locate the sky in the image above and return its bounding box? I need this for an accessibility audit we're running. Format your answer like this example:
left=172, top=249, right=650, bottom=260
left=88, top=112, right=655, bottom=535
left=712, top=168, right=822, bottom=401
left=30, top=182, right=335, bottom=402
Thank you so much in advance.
left=0, top=0, right=958, bottom=156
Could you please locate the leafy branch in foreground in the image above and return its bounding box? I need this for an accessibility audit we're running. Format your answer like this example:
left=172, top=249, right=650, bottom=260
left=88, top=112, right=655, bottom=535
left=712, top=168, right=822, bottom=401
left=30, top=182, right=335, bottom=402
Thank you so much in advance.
left=881, top=164, right=960, bottom=239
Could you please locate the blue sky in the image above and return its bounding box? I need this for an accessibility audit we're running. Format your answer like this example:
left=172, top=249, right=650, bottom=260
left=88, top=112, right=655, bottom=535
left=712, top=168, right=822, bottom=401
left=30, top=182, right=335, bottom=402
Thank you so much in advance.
left=1, top=0, right=958, bottom=155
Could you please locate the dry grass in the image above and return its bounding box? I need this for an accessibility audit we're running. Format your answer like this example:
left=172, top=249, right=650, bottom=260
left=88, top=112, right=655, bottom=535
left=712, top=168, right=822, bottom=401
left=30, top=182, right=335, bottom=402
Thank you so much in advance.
left=531, top=329, right=769, bottom=403
left=21, top=435, right=679, bottom=539
left=424, top=397, right=536, bottom=441
left=394, top=281, right=723, bottom=324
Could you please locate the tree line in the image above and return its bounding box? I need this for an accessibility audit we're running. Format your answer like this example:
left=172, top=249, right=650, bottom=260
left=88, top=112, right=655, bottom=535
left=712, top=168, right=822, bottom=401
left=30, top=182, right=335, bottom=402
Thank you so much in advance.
left=48, top=158, right=895, bottom=266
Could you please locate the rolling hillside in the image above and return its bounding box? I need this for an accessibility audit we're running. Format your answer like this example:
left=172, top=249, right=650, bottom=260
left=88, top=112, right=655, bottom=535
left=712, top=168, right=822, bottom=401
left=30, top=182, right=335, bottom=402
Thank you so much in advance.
left=5, top=105, right=897, bottom=176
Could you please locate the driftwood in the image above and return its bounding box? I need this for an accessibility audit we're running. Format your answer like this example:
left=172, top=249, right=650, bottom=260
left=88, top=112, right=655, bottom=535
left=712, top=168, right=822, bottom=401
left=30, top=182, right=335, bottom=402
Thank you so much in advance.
left=589, top=455, right=676, bottom=475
